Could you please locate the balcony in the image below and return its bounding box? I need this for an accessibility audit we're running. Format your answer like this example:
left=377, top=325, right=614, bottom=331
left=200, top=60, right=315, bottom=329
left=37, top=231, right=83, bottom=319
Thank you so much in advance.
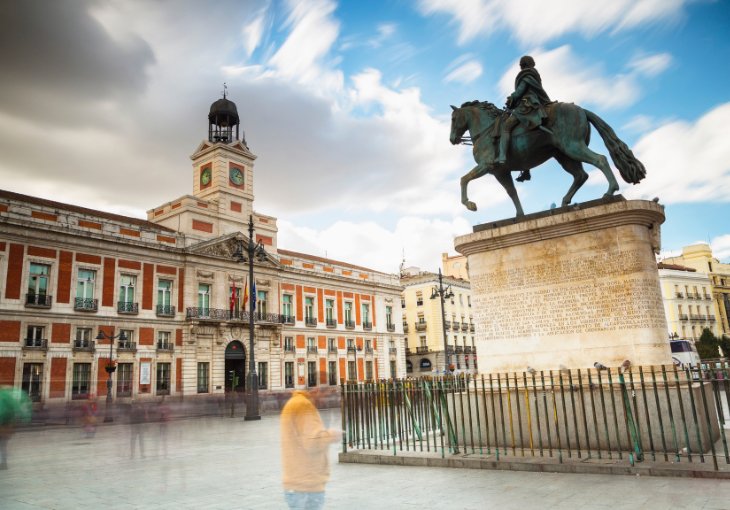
left=415, top=321, right=427, bottom=332
left=305, top=317, right=318, bottom=327
left=284, top=344, right=295, bottom=353
left=709, top=316, right=717, bottom=322
left=156, top=305, right=176, bottom=317
left=280, top=315, right=295, bottom=325
left=455, top=346, right=464, bottom=354
left=23, top=338, right=48, bottom=350
left=389, top=347, right=397, bottom=355
left=416, top=346, right=429, bottom=354
left=306, top=346, right=318, bottom=354
left=364, top=346, right=373, bottom=354
left=464, top=346, right=473, bottom=354
left=690, top=314, right=702, bottom=321
left=416, top=299, right=423, bottom=306
left=345, top=320, right=355, bottom=330
left=26, top=293, right=52, bottom=309
left=403, top=323, right=409, bottom=333
left=386, top=323, right=395, bottom=332
left=676, top=292, right=684, bottom=298
left=328, top=346, right=338, bottom=354
left=326, top=319, right=337, bottom=328
left=347, top=346, right=357, bottom=354
left=363, top=322, right=372, bottom=331
left=186, top=308, right=283, bottom=324
left=74, top=298, right=98, bottom=312
left=72, top=340, right=95, bottom=352
left=461, top=322, right=469, bottom=332
left=118, top=341, right=137, bottom=353
left=470, top=324, right=475, bottom=333
left=117, top=301, right=139, bottom=315
left=156, top=342, right=174, bottom=353
left=405, top=348, right=412, bottom=355
left=444, top=320, right=451, bottom=331
left=679, top=314, right=689, bottom=321
left=446, top=345, right=454, bottom=354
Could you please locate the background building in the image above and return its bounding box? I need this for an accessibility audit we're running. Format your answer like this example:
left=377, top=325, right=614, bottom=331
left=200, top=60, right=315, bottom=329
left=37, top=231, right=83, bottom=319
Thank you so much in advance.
left=661, top=244, right=730, bottom=339
left=0, top=94, right=405, bottom=406
left=657, top=262, right=719, bottom=340
left=400, top=267, right=475, bottom=375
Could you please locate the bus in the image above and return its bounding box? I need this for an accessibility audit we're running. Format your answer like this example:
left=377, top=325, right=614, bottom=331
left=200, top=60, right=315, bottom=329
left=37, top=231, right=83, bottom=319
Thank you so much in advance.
left=670, top=339, right=701, bottom=367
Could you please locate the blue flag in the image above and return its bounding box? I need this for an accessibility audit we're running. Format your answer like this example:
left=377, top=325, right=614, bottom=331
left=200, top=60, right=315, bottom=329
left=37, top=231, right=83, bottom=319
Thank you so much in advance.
left=251, top=280, right=257, bottom=313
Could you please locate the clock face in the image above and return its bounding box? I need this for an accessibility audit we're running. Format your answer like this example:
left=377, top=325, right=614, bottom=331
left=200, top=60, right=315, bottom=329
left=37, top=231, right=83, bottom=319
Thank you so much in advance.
left=229, top=167, right=244, bottom=185
left=200, top=167, right=211, bottom=186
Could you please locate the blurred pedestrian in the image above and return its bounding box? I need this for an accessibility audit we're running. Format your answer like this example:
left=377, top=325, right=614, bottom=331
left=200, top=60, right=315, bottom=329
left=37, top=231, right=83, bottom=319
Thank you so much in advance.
left=0, top=387, right=32, bottom=469
left=280, top=388, right=340, bottom=510
left=129, top=401, right=147, bottom=459
left=157, top=397, right=170, bottom=458
left=81, top=395, right=98, bottom=438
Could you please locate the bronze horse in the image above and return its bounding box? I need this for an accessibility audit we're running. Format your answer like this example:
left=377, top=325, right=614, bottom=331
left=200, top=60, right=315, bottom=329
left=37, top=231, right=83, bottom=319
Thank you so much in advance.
left=449, top=101, right=645, bottom=216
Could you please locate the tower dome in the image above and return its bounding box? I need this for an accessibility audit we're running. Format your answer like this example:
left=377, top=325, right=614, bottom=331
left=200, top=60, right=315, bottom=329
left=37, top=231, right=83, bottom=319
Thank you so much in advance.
left=208, top=86, right=242, bottom=144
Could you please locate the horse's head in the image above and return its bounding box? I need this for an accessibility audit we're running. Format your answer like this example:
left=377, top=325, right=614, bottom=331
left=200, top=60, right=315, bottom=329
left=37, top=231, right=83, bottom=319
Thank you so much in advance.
left=449, top=101, right=502, bottom=145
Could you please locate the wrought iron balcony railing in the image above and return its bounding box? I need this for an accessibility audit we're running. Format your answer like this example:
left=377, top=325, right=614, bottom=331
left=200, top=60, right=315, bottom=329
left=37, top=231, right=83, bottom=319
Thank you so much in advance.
left=23, top=338, right=48, bottom=350
left=444, top=320, right=451, bottom=330
left=679, top=314, right=689, bottom=321
left=307, top=346, right=318, bottom=354
left=386, top=323, right=395, bottom=332
left=328, top=346, right=338, bottom=354
left=364, top=347, right=373, bottom=354
left=326, top=319, right=337, bottom=328
left=347, top=346, right=357, bottom=353
left=389, top=347, right=397, bottom=355
left=464, top=346, right=473, bottom=354
left=156, top=342, right=174, bottom=352
left=118, top=341, right=137, bottom=352
left=186, top=308, right=283, bottom=324
left=26, top=293, right=52, bottom=308
left=345, top=320, right=356, bottom=329
left=455, top=346, right=464, bottom=354
left=461, top=322, right=469, bottom=331
left=74, top=298, right=98, bottom=312
left=156, top=305, right=176, bottom=317
left=117, top=301, right=139, bottom=314
left=280, top=314, right=295, bottom=325
left=416, top=346, right=429, bottom=354
left=305, top=317, right=318, bottom=327
left=284, top=344, right=295, bottom=352
left=403, top=324, right=409, bottom=333
left=469, top=324, right=475, bottom=332
left=362, top=322, right=372, bottom=331
left=72, top=340, right=95, bottom=352
left=415, top=322, right=427, bottom=332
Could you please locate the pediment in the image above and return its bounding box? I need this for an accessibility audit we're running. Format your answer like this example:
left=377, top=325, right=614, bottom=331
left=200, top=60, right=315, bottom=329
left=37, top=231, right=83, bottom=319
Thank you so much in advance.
left=187, top=232, right=278, bottom=266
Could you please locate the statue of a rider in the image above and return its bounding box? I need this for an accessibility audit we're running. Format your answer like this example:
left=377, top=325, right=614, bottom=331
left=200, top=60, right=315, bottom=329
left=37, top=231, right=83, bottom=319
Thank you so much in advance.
left=497, top=55, right=552, bottom=182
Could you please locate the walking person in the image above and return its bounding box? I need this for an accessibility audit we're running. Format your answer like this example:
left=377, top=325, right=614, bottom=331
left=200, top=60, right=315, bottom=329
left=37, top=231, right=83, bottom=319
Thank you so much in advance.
left=129, top=402, right=147, bottom=459
left=280, top=387, right=341, bottom=510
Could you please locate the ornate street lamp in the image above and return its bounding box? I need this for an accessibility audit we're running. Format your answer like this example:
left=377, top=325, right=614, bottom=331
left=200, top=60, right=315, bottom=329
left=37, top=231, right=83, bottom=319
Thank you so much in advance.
left=232, top=215, right=268, bottom=421
left=430, top=269, right=454, bottom=374
left=95, top=329, right=127, bottom=423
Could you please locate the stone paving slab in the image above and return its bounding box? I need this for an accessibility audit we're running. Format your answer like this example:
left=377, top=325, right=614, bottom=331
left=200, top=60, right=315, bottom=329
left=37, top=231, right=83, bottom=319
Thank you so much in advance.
left=0, top=410, right=729, bottom=509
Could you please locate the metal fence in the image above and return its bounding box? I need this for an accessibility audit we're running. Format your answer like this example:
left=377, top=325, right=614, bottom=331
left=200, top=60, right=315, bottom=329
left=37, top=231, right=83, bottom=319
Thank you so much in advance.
left=340, top=362, right=730, bottom=470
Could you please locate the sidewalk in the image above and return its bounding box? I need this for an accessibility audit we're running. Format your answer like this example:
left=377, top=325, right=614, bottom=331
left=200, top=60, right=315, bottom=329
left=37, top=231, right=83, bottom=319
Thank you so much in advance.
left=0, top=410, right=728, bottom=509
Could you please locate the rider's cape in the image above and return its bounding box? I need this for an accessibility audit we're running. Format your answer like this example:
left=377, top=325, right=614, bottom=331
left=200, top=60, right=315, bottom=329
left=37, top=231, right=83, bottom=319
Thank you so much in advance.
left=510, top=68, right=551, bottom=130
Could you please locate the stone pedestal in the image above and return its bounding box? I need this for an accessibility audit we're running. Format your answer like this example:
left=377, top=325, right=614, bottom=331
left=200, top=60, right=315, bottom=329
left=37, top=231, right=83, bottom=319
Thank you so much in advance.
left=455, top=197, right=672, bottom=373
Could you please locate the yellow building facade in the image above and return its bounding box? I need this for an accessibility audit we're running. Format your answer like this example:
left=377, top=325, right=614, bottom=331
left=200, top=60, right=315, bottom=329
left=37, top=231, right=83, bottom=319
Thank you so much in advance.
left=662, top=244, right=730, bottom=339
left=657, top=263, right=719, bottom=340
left=400, top=268, right=475, bottom=375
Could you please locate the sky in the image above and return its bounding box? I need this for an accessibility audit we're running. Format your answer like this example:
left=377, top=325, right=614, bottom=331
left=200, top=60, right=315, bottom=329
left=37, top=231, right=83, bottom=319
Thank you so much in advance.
left=1, top=0, right=729, bottom=274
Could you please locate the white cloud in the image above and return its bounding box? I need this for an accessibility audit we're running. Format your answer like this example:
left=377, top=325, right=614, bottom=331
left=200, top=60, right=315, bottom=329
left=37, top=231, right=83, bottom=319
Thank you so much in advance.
left=277, top=216, right=473, bottom=274
left=497, top=46, right=671, bottom=110
left=241, top=7, right=269, bottom=57
left=711, top=235, right=730, bottom=263
left=369, top=23, right=397, bottom=48
left=418, top=0, right=687, bottom=45
left=628, top=52, right=672, bottom=77
left=624, top=102, right=730, bottom=203
left=622, top=115, right=655, bottom=134
left=444, top=59, right=483, bottom=84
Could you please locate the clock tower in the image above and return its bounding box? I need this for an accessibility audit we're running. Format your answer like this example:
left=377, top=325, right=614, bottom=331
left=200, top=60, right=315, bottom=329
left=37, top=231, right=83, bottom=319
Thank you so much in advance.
left=148, top=90, right=278, bottom=249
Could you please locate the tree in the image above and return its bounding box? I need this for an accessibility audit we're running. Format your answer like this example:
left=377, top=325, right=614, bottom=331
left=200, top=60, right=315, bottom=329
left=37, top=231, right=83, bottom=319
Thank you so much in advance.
left=696, top=328, right=720, bottom=360
left=719, top=335, right=730, bottom=359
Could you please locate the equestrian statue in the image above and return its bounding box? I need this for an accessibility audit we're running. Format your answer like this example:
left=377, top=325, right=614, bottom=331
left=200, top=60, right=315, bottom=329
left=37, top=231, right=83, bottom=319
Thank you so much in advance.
left=450, top=55, right=646, bottom=217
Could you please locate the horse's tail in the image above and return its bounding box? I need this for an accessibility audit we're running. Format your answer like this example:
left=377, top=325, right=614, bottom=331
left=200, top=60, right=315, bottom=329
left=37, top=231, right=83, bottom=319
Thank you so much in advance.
left=584, top=109, right=646, bottom=184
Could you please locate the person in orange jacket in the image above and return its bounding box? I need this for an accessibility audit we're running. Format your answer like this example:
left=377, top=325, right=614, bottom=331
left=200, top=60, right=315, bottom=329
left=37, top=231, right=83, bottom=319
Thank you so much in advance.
left=280, top=388, right=341, bottom=510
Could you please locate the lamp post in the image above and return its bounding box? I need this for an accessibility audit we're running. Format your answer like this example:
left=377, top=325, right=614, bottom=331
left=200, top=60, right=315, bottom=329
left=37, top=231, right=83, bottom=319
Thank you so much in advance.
left=233, top=215, right=268, bottom=421
left=95, top=329, right=127, bottom=423
left=430, top=269, right=454, bottom=374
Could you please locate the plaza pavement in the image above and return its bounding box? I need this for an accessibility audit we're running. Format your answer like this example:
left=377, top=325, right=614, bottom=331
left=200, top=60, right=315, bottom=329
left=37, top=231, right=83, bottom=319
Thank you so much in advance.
left=1, top=409, right=729, bottom=510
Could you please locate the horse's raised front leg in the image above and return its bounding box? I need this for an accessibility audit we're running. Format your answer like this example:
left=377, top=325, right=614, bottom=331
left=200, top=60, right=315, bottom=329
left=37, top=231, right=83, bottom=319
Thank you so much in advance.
left=460, top=164, right=490, bottom=212
left=493, top=169, right=525, bottom=217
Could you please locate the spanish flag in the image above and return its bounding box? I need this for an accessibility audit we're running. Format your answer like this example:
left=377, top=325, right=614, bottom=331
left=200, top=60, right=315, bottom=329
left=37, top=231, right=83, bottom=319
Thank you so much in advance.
left=242, top=279, right=249, bottom=311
